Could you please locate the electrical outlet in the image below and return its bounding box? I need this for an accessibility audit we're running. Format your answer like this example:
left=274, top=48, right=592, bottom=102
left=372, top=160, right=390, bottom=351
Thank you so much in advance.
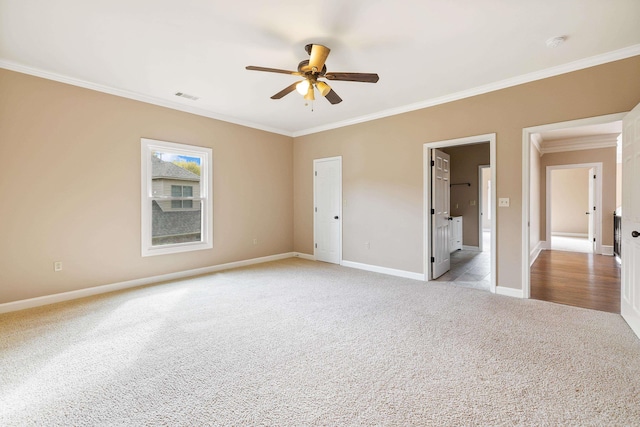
left=470, top=200, right=476, bottom=206
left=253, top=238, right=258, bottom=245
left=54, top=261, right=62, bottom=272
left=499, top=198, right=510, bottom=207
left=365, top=242, right=370, bottom=249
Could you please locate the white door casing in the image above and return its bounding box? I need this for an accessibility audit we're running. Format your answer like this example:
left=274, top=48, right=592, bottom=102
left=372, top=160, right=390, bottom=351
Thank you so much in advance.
left=423, top=133, right=496, bottom=293
left=522, top=112, right=626, bottom=299
left=621, top=102, right=640, bottom=339
left=314, top=157, right=342, bottom=264
left=432, top=148, right=451, bottom=279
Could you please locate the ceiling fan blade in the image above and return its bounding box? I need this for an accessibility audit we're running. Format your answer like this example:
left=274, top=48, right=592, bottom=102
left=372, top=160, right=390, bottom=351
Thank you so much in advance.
left=324, top=89, right=342, bottom=104
left=325, top=72, right=379, bottom=83
left=270, top=82, right=299, bottom=99
left=246, top=65, right=301, bottom=76
left=308, top=44, right=330, bottom=72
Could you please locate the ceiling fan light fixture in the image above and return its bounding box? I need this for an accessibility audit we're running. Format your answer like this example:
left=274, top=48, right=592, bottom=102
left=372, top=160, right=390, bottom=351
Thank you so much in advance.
left=304, top=85, right=315, bottom=101
left=316, top=81, right=331, bottom=97
left=296, top=80, right=310, bottom=95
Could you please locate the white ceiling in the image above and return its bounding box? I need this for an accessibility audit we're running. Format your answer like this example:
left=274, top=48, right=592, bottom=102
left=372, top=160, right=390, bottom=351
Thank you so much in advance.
left=1, top=0, right=640, bottom=136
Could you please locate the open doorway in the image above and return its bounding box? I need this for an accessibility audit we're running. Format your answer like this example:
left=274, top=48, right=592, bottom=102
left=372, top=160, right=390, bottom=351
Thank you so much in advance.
left=523, top=115, right=622, bottom=312
left=423, top=134, right=496, bottom=293
left=547, top=164, right=601, bottom=254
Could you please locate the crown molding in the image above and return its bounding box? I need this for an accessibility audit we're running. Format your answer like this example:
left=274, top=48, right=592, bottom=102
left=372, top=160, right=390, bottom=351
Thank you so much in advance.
left=293, top=44, right=640, bottom=137
left=0, top=59, right=294, bottom=137
left=2, top=43, right=639, bottom=139
left=540, top=133, right=619, bottom=155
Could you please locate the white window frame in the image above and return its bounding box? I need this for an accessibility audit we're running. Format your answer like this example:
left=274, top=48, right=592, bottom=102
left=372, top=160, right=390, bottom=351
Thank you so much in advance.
left=141, top=138, right=213, bottom=257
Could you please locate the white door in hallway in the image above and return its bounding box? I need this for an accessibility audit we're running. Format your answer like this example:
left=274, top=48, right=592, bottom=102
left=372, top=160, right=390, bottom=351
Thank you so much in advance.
left=314, top=157, right=342, bottom=264
left=432, top=148, right=451, bottom=279
left=622, top=101, right=640, bottom=339
left=588, top=167, right=596, bottom=253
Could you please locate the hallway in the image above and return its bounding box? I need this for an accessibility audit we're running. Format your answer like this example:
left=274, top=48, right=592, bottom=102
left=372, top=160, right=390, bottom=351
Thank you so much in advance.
left=530, top=250, right=621, bottom=313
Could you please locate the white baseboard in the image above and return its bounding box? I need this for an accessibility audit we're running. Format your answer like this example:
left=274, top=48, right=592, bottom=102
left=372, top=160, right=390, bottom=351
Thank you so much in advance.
left=293, top=252, right=315, bottom=261
left=341, top=260, right=425, bottom=281
left=0, top=252, right=295, bottom=314
left=530, top=241, right=545, bottom=266
left=551, top=232, right=588, bottom=238
left=601, top=245, right=614, bottom=256
left=462, top=245, right=480, bottom=252
left=496, top=286, right=524, bottom=298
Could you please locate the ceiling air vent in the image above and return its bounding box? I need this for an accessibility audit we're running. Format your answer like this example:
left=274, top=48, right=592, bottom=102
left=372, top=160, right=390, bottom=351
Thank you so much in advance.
left=175, top=92, right=199, bottom=101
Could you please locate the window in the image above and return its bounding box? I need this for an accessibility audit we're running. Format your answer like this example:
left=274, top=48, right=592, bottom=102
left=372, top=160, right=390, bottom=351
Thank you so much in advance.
left=141, top=138, right=212, bottom=256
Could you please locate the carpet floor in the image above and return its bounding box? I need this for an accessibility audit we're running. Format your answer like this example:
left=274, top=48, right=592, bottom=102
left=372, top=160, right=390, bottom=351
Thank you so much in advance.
left=1, top=258, right=639, bottom=426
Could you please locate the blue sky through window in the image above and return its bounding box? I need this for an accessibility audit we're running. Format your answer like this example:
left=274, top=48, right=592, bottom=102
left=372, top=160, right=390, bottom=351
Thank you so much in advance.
left=155, top=152, right=201, bottom=165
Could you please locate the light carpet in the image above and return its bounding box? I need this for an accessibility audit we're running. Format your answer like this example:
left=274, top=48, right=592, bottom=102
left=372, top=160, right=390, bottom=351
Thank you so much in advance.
left=1, top=258, right=639, bottom=426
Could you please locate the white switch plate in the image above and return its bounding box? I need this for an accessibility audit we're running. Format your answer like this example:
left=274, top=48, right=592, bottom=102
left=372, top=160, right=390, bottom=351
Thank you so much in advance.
left=499, top=198, right=510, bottom=207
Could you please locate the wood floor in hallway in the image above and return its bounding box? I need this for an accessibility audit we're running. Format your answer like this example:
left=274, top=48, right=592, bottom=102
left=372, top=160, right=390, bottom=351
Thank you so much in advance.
left=530, top=250, right=621, bottom=313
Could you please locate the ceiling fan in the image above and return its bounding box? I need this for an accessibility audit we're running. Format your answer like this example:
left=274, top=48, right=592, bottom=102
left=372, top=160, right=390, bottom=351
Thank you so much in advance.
left=246, top=44, right=379, bottom=104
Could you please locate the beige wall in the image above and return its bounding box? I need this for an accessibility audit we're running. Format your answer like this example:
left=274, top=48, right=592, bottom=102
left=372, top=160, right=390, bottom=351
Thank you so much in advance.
left=0, top=69, right=293, bottom=303
left=550, top=168, right=589, bottom=235
left=2, top=55, right=639, bottom=302
left=443, top=143, right=490, bottom=247
left=539, top=147, right=617, bottom=245
left=293, top=56, right=640, bottom=289
left=529, top=142, right=542, bottom=252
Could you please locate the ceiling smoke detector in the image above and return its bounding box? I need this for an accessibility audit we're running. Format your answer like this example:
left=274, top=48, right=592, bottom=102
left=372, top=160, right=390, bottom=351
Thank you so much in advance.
left=546, top=36, right=567, bottom=48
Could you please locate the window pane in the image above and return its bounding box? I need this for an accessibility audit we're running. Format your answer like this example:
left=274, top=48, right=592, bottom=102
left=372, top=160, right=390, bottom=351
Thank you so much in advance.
left=152, top=200, right=202, bottom=246
left=183, top=200, right=193, bottom=208
left=171, top=185, right=182, bottom=197
left=171, top=200, right=182, bottom=209
left=183, top=186, right=193, bottom=197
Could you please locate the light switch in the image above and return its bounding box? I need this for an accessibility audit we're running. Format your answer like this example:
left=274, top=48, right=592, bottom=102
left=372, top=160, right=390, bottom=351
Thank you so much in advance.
left=499, top=198, right=510, bottom=207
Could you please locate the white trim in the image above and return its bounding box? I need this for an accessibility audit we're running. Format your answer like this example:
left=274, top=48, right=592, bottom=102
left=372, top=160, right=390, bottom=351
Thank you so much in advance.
left=462, top=245, right=481, bottom=252
left=478, top=164, right=490, bottom=252
left=530, top=241, right=545, bottom=266
left=0, top=253, right=294, bottom=314
left=545, top=163, right=602, bottom=255
left=313, top=156, right=343, bottom=265
left=522, top=112, right=628, bottom=299
left=293, top=252, right=316, bottom=261
left=602, top=245, right=614, bottom=256
left=551, top=232, right=589, bottom=238
left=292, top=45, right=640, bottom=137
left=540, top=133, right=619, bottom=155
left=496, top=286, right=524, bottom=299
left=424, top=133, right=497, bottom=293
left=0, top=60, right=291, bottom=137
left=341, top=260, right=425, bottom=281
left=3, top=44, right=639, bottom=139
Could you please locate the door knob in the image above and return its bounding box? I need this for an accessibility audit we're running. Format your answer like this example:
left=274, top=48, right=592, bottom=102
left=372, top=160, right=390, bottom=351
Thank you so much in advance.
left=633, top=231, right=640, bottom=238
left=447, top=217, right=453, bottom=220
left=585, top=212, right=590, bottom=215
left=334, top=216, right=339, bottom=220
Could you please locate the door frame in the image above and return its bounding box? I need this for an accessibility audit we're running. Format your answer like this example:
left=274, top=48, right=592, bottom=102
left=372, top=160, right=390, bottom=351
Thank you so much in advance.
left=423, top=133, right=497, bottom=293
left=478, top=164, right=491, bottom=252
left=313, top=156, right=343, bottom=264
left=521, top=112, right=626, bottom=298
left=545, top=163, right=602, bottom=254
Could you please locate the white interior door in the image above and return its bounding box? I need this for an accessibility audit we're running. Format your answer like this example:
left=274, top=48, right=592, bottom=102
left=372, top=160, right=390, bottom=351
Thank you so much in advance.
left=588, top=167, right=596, bottom=253
left=314, top=157, right=342, bottom=264
left=622, top=102, right=640, bottom=339
left=432, top=148, right=451, bottom=279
